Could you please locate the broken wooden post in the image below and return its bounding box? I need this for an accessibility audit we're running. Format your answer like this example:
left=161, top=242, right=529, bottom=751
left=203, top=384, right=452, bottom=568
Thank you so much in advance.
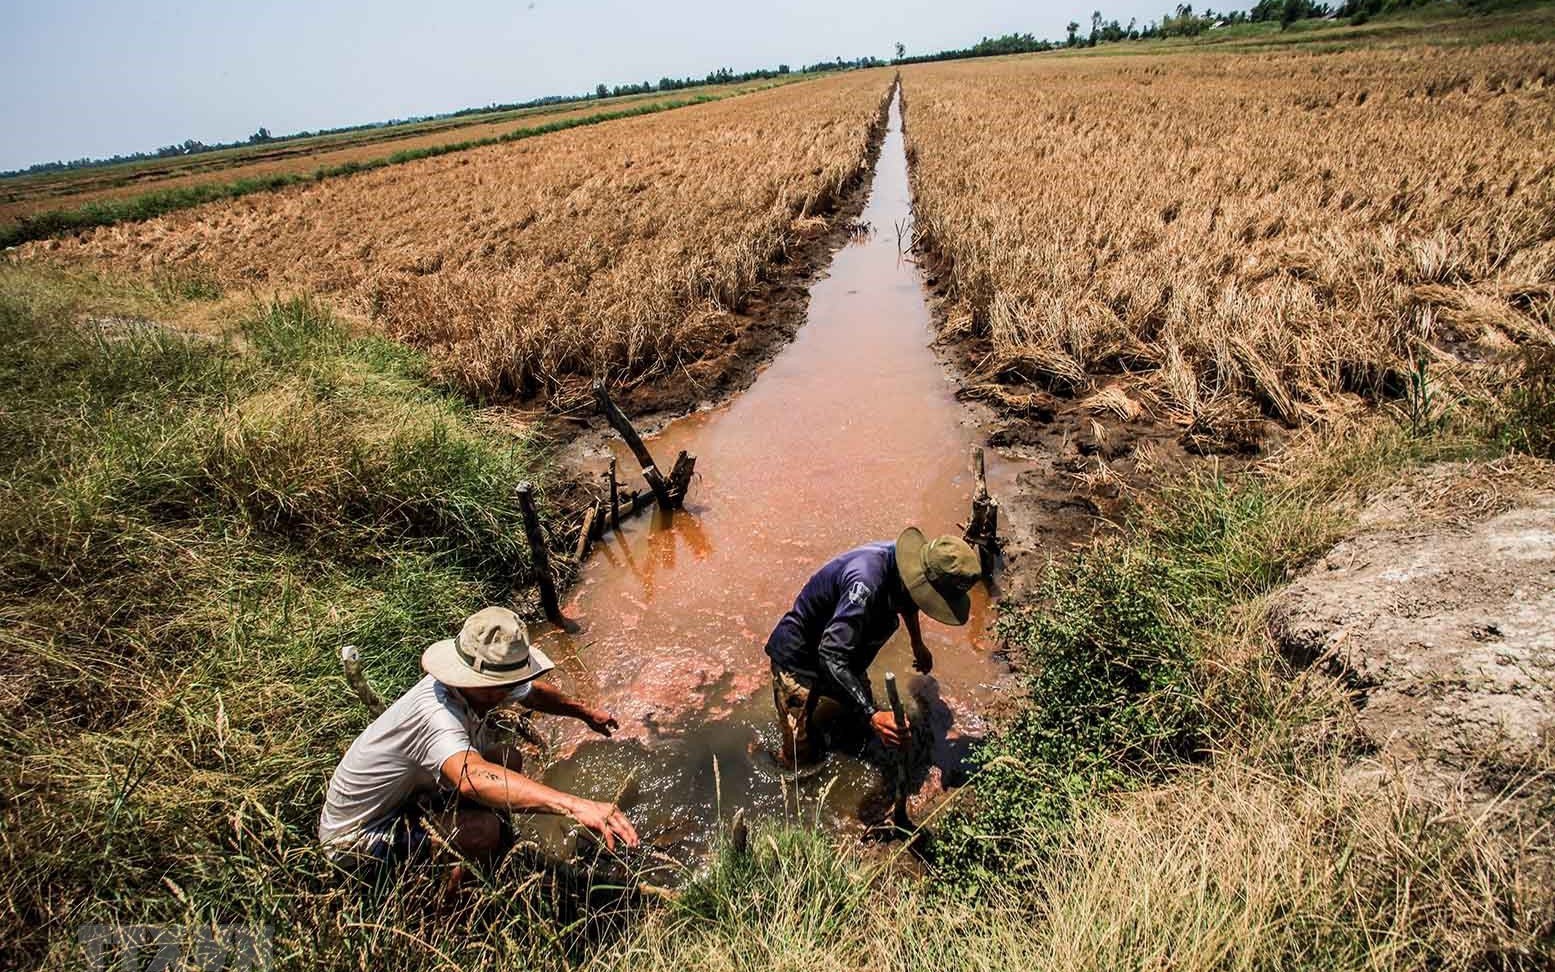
left=341, top=645, right=386, bottom=717
left=969, top=499, right=999, bottom=574
left=965, top=446, right=999, bottom=575
left=884, top=672, right=912, bottom=833
left=608, top=457, right=621, bottom=529
left=667, top=450, right=696, bottom=506
left=593, top=381, right=673, bottom=512
left=516, top=482, right=564, bottom=624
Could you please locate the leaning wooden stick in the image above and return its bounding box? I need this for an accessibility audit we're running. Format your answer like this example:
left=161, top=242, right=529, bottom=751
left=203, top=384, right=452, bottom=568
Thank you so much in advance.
left=574, top=503, right=598, bottom=563
left=884, top=672, right=912, bottom=833
left=340, top=645, right=386, bottom=717
left=593, top=381, right=674, bottom=512
left=516, top=482, right=564, bottom=624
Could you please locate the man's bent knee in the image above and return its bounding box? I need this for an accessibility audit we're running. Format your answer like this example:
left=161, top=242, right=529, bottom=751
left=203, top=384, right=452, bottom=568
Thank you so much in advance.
left=437, top=807, right=503, bottom=856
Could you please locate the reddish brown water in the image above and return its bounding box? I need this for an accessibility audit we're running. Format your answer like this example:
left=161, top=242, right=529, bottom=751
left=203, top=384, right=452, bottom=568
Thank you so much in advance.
left=530, top=88, right=1021, bottom=853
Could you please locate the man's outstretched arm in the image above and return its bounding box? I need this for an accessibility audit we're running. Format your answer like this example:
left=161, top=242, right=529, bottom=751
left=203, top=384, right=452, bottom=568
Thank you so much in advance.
left=520, top=681, right=619, bottom=736
left=439, top=749, right=638, bottom=849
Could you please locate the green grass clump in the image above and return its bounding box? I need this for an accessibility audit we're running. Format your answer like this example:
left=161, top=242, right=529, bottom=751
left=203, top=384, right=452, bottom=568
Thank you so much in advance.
left=948, top=550, right=1204, bottom=871
left=933, top=469, right=1339, bottom=883
left=0, top=283, right=588, bottom=968
left=1497, top=345, right=1555, bottom=459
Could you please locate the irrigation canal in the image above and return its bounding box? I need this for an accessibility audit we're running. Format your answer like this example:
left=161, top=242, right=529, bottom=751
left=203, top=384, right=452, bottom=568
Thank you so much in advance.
left=528, top=86, right=1022, bottom=855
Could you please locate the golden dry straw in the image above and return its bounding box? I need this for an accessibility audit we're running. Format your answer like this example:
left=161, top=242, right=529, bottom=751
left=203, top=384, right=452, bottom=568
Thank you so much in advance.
left=27, top=72, right=893, bottom=406
left=0, top=80, right=789, bottom=225
left=902, top=44, right=1555, bottom=433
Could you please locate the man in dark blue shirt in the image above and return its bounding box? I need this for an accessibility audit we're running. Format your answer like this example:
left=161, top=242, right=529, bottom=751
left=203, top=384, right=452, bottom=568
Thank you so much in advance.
left=765, top=526, right=982, bottom=767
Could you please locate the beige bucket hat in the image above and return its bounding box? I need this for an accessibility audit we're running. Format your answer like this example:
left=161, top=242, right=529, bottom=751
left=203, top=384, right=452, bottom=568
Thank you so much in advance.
left=421, top=606, right=554, bottom=688
left=896, top=527, right=981, bottom=626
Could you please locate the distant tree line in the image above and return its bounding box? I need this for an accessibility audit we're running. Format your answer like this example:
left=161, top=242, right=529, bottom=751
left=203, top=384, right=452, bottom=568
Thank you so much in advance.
left=897, top=2, right=1339, bottom=61
left=6, top=54, right=888, bottom=181
left=592, top=56, right=884, bottom=100
left=3, top=126, right=286, bottom=178
left=894, top=33, right=1058, bottom=64
left=2, top=112, right=496, bottom=180
left=891, top=0, right=1452, bottom=66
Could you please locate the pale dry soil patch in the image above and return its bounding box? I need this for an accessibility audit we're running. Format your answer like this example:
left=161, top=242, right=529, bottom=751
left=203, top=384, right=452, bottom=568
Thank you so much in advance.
left=1273, top=456, right=1555, bottom=800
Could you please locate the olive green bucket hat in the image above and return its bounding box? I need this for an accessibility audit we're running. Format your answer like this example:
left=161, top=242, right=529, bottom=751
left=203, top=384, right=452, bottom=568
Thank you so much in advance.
left=895, top=527, right=981, bottom=626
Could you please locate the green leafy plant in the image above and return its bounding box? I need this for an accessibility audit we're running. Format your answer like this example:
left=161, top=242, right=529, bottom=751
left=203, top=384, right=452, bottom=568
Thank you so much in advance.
left=1391, top=355, right=1452, bottom=437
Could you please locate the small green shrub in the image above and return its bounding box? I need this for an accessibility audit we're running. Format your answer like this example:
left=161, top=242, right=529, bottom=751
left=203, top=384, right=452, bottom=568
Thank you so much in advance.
left=151, top=267, right=224, bottom=302
left=934, top=548, right=1204, bottom=883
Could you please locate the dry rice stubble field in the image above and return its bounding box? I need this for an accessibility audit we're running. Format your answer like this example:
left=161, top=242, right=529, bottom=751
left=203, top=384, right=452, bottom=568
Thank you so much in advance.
left=25, top=71, right=894, bottom=411
left=0, top=77, right=797, bottom=225
left=901, top=42, right=1555, bottom=458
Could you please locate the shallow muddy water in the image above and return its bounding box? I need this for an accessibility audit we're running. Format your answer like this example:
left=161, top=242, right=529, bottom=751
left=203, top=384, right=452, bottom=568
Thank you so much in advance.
left=528, top=87, right=1021, bottom=855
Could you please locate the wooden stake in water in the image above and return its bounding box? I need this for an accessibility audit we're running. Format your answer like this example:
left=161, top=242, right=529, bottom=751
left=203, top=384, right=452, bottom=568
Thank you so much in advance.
left=516, top=482, right=563, bottom=624
left=608, top=457, right=621, bottom=529
left=884, top=672, right=912, bottom=832
left=668, top=450, right=697, bottom=505
left=965, top=445, right=999, bottom=576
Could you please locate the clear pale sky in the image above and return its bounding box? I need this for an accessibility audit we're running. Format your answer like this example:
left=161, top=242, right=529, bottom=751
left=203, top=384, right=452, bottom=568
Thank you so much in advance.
left=1, top=0, right=1217, bottom=171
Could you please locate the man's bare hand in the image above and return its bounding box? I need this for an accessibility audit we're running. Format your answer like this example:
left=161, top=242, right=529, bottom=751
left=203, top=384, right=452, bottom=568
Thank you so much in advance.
left=583, top=708, right=619, bottom=737
left=911, top=645, right=934, bottom=675
left=567, top=798, right=639, bottom=850
left=870, top=710, right=909, bottom=749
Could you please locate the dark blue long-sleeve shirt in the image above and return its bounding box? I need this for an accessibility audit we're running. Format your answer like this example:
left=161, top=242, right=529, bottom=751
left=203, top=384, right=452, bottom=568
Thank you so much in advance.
left=764, top=542, right=907, bottom=715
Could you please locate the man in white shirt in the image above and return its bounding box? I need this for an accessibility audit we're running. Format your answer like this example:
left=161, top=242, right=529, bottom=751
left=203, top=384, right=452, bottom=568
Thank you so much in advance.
left=320, top=606, right=638, bottom=881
